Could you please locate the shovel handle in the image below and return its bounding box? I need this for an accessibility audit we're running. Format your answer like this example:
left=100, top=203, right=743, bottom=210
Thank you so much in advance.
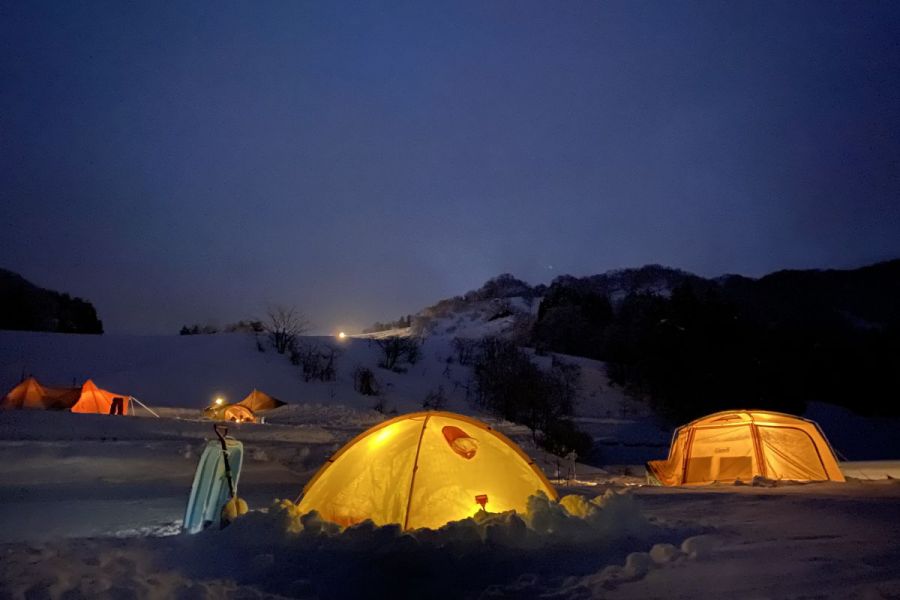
left=214, top=424, right=228, bottom=446
left=213, top=424, right=236, bottom=498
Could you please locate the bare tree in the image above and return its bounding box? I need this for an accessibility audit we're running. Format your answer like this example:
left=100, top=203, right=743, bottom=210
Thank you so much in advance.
left=422, top=386, right=448, bottom=410
left=375, top=336, right=421, bottom=372
left=353, top=366, right=379, bottom=396
left=292, top=340, right=340, bottom=382
left=264, top=305, right=310, bottom=354
left=452, top=337, right=479, bottom=365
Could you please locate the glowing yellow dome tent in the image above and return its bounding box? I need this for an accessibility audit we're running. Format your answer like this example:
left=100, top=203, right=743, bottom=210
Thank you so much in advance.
left=297, top=411, right=557, bottom=530
left=647, top=410, right=845, bottom=486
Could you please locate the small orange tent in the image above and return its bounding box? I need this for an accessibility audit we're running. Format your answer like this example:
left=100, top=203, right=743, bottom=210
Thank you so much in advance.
left=71, top=380, right=131, bottom=415
left=647, top=410, right=845, bottom=486
left=1, top=377, right=80, bottom=410
left=236, top=389, right=285, bottom=412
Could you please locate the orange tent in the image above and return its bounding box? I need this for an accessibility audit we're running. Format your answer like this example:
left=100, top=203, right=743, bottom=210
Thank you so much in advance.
left=647, top=410, right=845, bottom=486
left=236, top=389, right=285, bottom=412
left=71, top=379, right=131, bottom=415
left=1, top=377, right=80, bottom=410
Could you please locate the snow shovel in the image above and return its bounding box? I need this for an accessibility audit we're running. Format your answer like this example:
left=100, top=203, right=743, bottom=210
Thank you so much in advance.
left=182, top=425, right=247, bottom=533
left=214, top=424, right=248, bottom=527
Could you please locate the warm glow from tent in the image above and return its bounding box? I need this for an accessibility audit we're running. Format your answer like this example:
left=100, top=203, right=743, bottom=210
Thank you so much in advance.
left=370, top=425, right=396, bottom=448
left=214, top=397, right=224, bottom=406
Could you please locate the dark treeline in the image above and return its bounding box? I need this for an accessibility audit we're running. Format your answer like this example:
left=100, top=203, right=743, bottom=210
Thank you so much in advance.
left=0, top=268, right=103, bottom=334
left=179, top=320, right=265, bottom=335
left=462, top=337, right=592, bottom=458
left=532, top=260, right=900, bottom=423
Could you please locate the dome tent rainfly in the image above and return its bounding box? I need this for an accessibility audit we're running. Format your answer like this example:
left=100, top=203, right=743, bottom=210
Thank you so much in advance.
left=647, top=410, right=845, bottom=486
left=296, top=411, right=557, bottom=531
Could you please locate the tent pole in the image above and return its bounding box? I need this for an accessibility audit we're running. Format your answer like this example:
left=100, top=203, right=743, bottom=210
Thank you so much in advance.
left=130, top=396, right=160, bottom=418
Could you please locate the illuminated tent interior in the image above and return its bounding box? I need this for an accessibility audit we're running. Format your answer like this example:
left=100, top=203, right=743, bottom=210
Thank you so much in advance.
left=203, top=389, right=283, bottom=422
left=236, top=389, right=285, bottom=412
left=296, top=411, right=557, bottom=530
left=1, top=377, right=80, bottom=410
left=647, top=410, right=845, bottom=486
left=70, top=379, right=131, bottom=415
left=222, top=404, right=256, bottom=423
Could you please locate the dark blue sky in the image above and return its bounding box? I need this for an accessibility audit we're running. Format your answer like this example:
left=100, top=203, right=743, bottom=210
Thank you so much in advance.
left=2, top=1, right=899, bottom=334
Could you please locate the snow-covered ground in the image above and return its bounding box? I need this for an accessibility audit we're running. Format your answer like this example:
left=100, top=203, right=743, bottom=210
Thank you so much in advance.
left=2, top=330, right=900, bottom=598
left=1, top=408, right=898, bottom=599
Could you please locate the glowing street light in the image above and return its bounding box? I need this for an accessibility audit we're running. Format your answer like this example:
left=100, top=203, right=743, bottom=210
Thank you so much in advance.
left=214, top=397, right=225, bottom=406
left=338, top=331, right=347, bottom=340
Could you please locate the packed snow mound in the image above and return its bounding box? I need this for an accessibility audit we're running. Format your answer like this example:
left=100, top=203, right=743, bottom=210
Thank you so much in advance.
left=0, top=491, right=693, bottom=600
left=545, top=535, right=722, bottom=599
left=167, top=490, right=688, bottom=599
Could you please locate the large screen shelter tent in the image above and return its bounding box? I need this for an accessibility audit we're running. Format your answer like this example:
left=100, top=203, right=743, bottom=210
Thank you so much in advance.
left=647, top=410, right=845, bottom=486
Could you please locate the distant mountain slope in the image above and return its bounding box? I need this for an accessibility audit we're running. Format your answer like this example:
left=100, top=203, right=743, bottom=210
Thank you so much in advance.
left=549, top=264, right=711, bottom=303
left=384, top=259, right=900, bottom=421
left=0, top=269, right=103, bottom=334
left=400, top=260, right=900, bottom=342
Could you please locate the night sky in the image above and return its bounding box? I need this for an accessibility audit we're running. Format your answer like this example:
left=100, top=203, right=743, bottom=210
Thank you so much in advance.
left=2, top=2, right=899, bottom=334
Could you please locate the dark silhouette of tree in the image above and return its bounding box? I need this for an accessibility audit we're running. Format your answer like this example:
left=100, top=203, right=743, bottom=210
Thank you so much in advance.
left=264, top=306, right=309, bottom=354
left=375, top=336, right=420, bottom=371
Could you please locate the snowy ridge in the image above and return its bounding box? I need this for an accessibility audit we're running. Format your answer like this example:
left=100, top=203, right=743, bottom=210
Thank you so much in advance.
left=413, top=295, right=539, bottom=339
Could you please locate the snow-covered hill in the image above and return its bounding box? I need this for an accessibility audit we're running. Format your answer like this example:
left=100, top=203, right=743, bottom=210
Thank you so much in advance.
left=0, top=327, right=667, bottom=468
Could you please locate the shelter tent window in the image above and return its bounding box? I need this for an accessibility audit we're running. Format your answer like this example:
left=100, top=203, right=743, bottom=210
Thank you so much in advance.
left=684, top=425, right=755, bottom=484
left=758, top=426, right=827, bottom=481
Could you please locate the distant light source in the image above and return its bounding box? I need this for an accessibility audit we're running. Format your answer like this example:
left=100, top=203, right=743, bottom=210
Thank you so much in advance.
left=338, top=331, right=347, bottom=339
left=214, top=397, right=224, bottom=406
